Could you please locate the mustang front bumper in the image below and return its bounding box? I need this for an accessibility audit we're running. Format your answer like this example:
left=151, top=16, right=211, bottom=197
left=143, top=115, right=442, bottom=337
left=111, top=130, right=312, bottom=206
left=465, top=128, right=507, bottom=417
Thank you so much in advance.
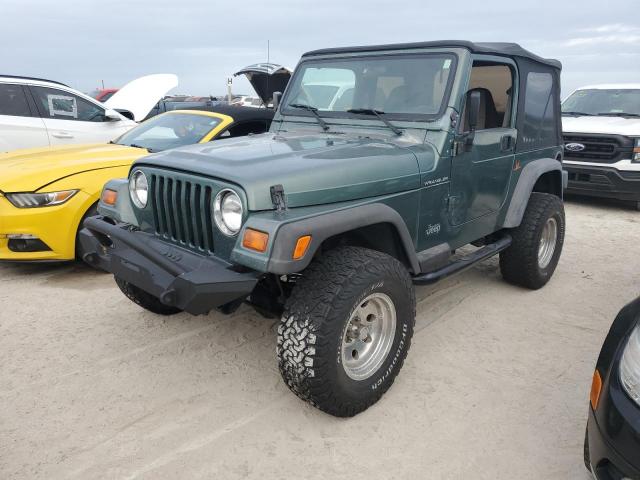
left=80, top=217, right=259, bottom=315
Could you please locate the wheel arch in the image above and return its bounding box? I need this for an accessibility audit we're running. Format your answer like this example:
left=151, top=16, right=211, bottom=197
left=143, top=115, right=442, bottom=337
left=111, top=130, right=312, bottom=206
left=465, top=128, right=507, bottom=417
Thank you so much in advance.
left=503, top=158, right=565, bottom=228
left=266, top=203, right=420, bottom=275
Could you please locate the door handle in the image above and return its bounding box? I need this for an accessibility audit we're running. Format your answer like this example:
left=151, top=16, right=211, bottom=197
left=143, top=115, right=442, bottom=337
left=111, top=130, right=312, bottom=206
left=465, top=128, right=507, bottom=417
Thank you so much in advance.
left=500, top=135, right=514, bottom=152
left=52, top=131, right=73, bottom=139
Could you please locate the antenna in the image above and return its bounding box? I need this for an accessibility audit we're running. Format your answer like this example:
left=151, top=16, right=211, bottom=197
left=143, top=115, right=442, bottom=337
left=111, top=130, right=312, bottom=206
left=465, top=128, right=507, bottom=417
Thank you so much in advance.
left=266, top=39, right=270, bottom=106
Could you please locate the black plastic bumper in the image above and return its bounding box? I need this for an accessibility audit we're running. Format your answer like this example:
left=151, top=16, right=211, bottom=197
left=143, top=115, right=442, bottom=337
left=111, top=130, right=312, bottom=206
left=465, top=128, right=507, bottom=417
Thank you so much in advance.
left=564, top=163, right=640, bottom=202
left=80, top=217, right=259, bottom=315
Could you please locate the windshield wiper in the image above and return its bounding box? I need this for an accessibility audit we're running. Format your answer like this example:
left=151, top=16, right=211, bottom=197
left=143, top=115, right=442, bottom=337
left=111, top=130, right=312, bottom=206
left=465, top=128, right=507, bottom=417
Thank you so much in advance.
left=562, top=111, right=595, bottom=116
left=129, top=143, right=155, bottom=152
left=347, top=108, right=403, bottom=136
left=595, top=112, right=640, bottom=118
left=288, top=103, right=329, bottom=131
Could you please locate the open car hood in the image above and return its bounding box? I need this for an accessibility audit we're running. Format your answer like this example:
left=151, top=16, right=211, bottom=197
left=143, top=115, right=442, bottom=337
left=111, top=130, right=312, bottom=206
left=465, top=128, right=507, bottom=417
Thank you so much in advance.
left=234, top=63, right=291, bottom=105
left=105, top=74, right=178, bottom=121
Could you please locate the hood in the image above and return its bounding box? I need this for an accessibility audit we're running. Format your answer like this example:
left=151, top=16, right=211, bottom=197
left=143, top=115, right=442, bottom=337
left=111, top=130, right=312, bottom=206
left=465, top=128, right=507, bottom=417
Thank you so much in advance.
left=105, top=74, right=179, bottom=121
left=234, top=63, right=291, bottom=105
left=135, top=133, right=423, bottom=210
left=562, top=115, right=640, bottom=136
left=0, top=144, right=143, bottom=192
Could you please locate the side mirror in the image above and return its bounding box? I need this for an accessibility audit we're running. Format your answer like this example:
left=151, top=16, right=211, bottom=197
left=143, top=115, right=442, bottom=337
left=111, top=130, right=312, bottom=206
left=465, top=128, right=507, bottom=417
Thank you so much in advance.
left=272, top=91, right=282, bottom=110
left=465, top=91, right=481, bottom=146
left=104, top=109, right=122, bottom=121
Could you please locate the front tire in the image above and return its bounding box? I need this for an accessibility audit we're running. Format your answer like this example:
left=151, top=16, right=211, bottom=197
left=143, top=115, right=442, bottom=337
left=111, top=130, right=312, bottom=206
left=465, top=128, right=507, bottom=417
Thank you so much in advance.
left=500, top=192, right=565, bottom=289
left=277, top=246, right=415, bottom=417
left=115, top=277, right=182, bottom=315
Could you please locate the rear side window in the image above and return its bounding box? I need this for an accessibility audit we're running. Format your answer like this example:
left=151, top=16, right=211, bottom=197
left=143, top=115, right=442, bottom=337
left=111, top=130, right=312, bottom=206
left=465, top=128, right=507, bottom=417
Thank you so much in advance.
left=31, top=86, right=107, bottom=122
left=0, top=84, right=31, bottom=117
left=521, top=72, right=556, bottom=149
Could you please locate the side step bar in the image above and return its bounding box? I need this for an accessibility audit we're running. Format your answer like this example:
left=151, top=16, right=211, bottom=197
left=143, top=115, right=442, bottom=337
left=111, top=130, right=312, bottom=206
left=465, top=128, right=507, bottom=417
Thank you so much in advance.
left=412, top=235, right=512, bottom=286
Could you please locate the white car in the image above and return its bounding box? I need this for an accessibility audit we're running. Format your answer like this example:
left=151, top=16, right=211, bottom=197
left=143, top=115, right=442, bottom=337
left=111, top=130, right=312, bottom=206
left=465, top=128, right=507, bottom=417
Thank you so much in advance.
left=0, top=74, right=178, bottom=152
left=562, top=83, right=640, bottom=210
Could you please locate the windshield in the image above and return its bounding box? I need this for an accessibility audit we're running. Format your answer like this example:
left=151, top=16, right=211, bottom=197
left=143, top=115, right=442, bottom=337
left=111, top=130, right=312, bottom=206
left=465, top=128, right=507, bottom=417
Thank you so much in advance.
left=114, top=112, right=221, bottom=151
left=282, top=54, right=455, bottom=120
left=562, top=89, right=640, bottom=116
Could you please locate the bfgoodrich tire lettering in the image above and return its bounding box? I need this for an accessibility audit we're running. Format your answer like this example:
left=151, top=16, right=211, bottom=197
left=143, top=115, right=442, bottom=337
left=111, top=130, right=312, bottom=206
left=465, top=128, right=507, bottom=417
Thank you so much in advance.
left=277, top=246, right=416, bottom=417
left=500, top=192, right=565, bottom=289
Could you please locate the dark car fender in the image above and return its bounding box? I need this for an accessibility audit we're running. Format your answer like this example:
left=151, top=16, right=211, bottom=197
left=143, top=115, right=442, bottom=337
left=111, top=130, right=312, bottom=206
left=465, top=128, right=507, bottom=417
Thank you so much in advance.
left=502, top=157, right=567, bottom=228
left=258, top=203, right=421, bottom=275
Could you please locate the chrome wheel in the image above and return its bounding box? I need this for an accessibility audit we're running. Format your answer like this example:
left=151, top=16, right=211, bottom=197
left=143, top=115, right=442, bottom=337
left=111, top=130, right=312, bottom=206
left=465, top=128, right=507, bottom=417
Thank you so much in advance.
left=341, top=292, right=396, bottom=381
left=538, top=217, right=558, bottom=269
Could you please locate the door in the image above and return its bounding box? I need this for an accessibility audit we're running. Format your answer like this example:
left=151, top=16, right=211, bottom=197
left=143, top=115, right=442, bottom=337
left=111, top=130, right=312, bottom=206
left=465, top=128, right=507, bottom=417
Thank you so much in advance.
left=0, top=83, right=49, bottom=152
left=29, top=85, right=131, bottom=145
left=449, top=60, right=517, bottom=227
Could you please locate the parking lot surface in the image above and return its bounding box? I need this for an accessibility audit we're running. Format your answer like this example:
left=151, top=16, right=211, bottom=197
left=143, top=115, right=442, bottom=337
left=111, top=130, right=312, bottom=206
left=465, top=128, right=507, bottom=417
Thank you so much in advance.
left=1, top=197, right=638, bottom=480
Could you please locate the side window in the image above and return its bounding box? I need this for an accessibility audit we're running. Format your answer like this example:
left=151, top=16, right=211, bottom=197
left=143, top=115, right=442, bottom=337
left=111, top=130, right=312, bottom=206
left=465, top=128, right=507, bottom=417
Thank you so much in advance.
left=31, top=86, right=106, bottom=122
left=521, top=72, right=555, bottom=149
left=0, top=84, right=32, bottom=117
left=462, top=63, right=514, bottom=131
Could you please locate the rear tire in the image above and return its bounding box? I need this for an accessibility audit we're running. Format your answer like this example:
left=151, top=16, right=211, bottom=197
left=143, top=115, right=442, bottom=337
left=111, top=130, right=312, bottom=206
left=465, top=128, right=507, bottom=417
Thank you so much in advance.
left=277, top=246, right=415, bottom=417
left=500, top=192, right=565, bottom=289
left=115, top=277, right=182, bottom=315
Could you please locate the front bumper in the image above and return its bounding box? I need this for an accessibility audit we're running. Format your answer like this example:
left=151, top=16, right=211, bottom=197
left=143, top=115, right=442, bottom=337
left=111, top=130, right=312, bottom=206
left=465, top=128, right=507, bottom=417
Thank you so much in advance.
left=80, top=217, right=260, bottom=315
left=563, top=162, right=640, bottom=202
left=0, top=191, right=91, bottom=261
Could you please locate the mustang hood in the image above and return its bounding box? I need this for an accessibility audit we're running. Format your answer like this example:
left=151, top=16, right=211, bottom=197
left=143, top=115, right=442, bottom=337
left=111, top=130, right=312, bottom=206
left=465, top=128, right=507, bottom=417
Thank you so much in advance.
left=136, top=134, right=422, bottom=210
left=562, top=115, right=640, bottom=136
left=0, top=144, right=142, bottom=192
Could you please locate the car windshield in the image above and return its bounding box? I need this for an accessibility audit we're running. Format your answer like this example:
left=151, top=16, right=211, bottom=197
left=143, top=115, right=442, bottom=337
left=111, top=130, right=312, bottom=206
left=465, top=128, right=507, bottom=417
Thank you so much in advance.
left=562, top=89, right=640, bottom=116
left=282, top=54, right=455, bottom=119
left=114, top=112, right=221, bottom=152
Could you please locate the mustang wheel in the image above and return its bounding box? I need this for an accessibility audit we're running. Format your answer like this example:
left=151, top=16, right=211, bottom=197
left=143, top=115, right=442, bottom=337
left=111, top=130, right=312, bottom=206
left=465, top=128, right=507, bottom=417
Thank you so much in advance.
left=277, top=246, right=415, bottom=417
left=500, top=192, right=565, bottom=289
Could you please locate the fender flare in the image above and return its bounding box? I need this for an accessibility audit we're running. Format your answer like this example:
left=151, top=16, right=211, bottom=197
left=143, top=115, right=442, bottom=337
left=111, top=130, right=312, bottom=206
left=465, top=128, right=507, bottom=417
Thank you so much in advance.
left=267, top=203, right=420, bottom=275
left=503, top=158, right=564, bottom=228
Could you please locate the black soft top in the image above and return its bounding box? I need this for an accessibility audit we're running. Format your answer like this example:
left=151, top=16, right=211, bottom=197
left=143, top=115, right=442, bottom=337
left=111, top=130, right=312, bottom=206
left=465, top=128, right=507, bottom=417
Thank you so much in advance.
left=303, top=40, right=561, bottom=69
left=180, top=104, right=275, bottom=122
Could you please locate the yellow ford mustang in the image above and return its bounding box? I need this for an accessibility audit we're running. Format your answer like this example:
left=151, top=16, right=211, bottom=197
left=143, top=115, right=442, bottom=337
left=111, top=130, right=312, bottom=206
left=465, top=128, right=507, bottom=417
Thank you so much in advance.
left=0, top=107, right=273, bottom=262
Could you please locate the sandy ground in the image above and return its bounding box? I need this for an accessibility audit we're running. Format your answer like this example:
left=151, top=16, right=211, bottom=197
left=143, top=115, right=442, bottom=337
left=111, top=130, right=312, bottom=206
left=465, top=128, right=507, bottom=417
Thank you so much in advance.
left=1, top=196, right=639, bottom=480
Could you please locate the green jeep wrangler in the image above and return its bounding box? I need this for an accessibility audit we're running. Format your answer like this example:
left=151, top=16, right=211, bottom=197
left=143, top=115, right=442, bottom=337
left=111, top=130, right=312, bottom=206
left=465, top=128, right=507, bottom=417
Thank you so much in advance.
left=81, top=41, right=567, bottom=417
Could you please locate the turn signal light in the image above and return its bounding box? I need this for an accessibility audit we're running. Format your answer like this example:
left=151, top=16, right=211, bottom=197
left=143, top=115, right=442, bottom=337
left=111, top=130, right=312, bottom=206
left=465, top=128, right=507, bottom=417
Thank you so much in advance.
left=590, top=369, right=602, bottom=410
left=101, top=189, right=118, bottom=206
left=293, top=235, right=312, bottom=259
left=242, top=228, right=269, bottom=252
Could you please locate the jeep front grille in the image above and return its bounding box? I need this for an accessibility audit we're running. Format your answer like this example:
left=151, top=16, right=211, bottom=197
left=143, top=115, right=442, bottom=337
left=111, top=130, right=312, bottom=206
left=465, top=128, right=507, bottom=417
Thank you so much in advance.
left=150, top=174, right=215, bottom=252
left=563, top=134, right=634, bottom=164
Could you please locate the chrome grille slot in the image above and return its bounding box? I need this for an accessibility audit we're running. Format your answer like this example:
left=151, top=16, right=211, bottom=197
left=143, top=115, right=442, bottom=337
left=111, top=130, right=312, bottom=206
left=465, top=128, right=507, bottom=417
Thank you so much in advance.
left=150, top=174, right=215, bottom=252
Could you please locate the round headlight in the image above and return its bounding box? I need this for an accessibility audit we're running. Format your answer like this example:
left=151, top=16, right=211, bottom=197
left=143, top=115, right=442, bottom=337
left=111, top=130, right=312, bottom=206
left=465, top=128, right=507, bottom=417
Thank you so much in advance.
left=129, top=170, right=149, bottom=208
left=213, top=189, right=243, bottom=235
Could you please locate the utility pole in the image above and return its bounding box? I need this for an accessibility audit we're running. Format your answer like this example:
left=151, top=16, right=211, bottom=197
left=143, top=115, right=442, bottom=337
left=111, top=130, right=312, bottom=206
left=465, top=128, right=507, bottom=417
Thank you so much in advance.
left=227, top=77, right=233, bottom=104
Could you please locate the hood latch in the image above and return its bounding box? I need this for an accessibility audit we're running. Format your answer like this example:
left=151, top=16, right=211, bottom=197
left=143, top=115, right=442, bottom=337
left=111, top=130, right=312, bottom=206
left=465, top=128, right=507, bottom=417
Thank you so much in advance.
left=270, top=184, right=287, bottom=212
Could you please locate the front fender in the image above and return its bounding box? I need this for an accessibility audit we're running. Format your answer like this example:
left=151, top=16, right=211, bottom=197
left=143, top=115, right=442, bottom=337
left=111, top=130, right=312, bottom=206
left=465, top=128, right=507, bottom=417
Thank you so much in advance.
left=97, top=178, right=137, bottom=225
left=231, top=202, right=420, bottom=275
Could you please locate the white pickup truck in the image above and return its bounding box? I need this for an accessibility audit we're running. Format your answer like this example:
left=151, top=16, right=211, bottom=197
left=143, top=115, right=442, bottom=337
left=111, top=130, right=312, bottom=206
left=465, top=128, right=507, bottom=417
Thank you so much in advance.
left=561, top=84, right=640, bottom=210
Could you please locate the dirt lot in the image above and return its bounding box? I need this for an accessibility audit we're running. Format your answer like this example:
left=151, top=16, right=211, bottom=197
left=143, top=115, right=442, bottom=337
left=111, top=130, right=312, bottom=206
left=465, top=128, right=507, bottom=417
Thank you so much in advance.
left=1, top=197, right=639, bottom=480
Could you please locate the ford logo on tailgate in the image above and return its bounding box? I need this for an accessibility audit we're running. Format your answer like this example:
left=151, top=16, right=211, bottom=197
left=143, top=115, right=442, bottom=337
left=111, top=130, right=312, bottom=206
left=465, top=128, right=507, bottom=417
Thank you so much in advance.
left=565, top=142, right=586, bottom=152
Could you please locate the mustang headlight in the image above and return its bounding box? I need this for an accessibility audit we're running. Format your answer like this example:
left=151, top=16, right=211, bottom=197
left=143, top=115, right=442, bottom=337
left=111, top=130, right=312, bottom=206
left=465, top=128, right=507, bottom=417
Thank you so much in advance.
left=5, top=190, right=78, bottom=208
left=213, top=189, right=243, bottom=235
left=620, top=322, right=640, bottom=405
left=129, top=170, right=149, bottom=208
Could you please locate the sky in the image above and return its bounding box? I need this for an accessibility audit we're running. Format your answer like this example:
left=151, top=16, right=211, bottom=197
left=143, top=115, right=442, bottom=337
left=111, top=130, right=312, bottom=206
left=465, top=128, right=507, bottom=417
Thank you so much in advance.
left=1, top=0, right=638, bottom=99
